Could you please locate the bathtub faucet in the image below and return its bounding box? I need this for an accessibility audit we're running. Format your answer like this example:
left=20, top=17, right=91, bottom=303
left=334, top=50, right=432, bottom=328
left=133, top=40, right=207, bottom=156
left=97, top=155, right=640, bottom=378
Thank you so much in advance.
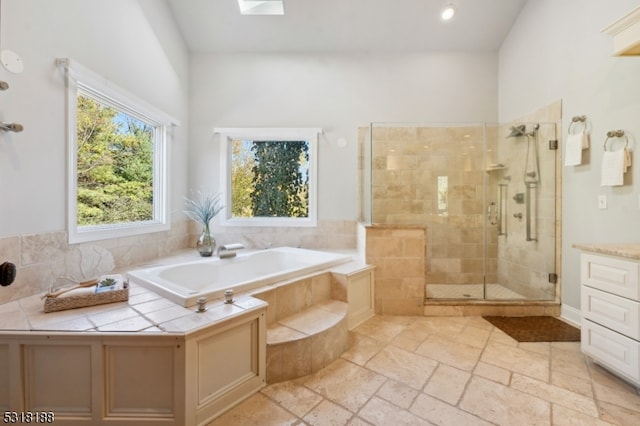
left=217, top=243, right=245, bottom=259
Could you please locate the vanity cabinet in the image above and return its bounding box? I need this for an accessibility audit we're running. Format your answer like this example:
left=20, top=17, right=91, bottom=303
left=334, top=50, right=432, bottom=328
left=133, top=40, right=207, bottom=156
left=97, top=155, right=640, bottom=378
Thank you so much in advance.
left=580, top=253, right=640, bottom=386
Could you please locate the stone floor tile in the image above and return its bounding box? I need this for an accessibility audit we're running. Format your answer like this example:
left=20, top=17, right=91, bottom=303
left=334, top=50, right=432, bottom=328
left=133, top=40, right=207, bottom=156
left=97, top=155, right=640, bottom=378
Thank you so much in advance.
left=415, top=334, right=483, bottom=372
left=405, top=316, right=466, bottom=337
left=304, top=359, right=386, bottom=412
left=510, top=373, right=599, bottom=418
left=466, top=316, right=495, bottom=330
left=206, top=315, right=640, bottom=425
left=592, top=381, right=640, bottom=414
left=587, top=360, right=635, bottom=391
left=364, top=345, right=438, bottom=390
left=393, top=325, right=430, bottom=344
left=473, top=361, right=511, bottom=385
left=302, top=399, right=353, bottom=426
left=486, top=327, right=518, bottom=347
left=518, top=341, right=551, bottom=356
left=597, top=401, right=640, bottom=425
left=340, top=332, right=385, bottom=366
left=423, top=363, right=471, bottom=405
left=459, top=376, right=550, bottom=425
left=346, top=417, right=374, bottom=426
left=375, top=379, right=419, bottom=409
left=451, top=324, right=491, bottom=349
left=260, top=378, right=323, bottom=418
left=351, top=316, right=406, bottom=342
left=551, top=347, right=590, bottom=379
left=410, top=393, right=493, bottom=426
left=207, top=392, right=297, bottom=426
left=358, top=396, right=431, bottom=426
left=481, top=341, right=549, bottom=381
left=551, top=370, right=594, bottom=398
left=552, top=405, right=616, bottom=426
left=390, top=333, right=423, bottom=352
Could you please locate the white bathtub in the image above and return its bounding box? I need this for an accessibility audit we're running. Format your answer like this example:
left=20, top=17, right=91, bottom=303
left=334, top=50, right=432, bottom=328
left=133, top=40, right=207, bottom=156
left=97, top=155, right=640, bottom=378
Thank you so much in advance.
left=127, top=247, right=353, bottom=307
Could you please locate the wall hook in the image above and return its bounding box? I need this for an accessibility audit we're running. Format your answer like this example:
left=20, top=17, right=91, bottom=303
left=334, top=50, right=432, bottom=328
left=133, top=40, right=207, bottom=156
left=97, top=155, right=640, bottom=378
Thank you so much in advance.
left=0, top=122, right=23, bottom=132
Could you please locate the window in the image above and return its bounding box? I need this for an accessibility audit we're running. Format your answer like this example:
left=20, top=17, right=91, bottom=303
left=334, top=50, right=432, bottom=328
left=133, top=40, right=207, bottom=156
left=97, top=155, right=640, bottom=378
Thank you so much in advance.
left=216, top=128, right=321, bottom=227
left=59, top=59, right=179, bottom=243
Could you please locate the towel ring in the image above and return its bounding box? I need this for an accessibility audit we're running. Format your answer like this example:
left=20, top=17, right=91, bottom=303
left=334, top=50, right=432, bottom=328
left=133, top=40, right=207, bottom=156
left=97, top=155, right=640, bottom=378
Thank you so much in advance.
left=568, top=115, right=587, bottom=135
left=604, top=130, right=628, bottom=151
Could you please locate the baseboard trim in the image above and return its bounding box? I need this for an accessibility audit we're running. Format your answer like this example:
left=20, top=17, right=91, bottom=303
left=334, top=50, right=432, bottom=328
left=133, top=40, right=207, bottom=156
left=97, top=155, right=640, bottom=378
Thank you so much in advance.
left=561, top=304, right=581, bottom=328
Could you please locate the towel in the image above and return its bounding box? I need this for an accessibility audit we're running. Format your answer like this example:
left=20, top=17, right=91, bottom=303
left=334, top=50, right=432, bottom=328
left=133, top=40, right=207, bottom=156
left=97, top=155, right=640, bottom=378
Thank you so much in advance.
left=94, top=274, right=125, bottom=293
left=48, top=274, right=125, bottom=298
left=564, top=131, right=589, bottom=166
left=601, top=149, right=626, bottom=186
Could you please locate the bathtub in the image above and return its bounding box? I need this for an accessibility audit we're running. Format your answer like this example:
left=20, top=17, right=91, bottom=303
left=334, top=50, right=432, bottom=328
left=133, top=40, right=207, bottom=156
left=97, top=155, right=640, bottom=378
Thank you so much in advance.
left=127, top=247, right=353, bottom=307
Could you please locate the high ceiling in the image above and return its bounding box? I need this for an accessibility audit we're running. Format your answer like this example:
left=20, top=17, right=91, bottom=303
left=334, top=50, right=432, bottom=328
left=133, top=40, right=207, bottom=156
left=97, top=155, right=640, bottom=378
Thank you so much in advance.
left=166, top=0, right=528, bottom=53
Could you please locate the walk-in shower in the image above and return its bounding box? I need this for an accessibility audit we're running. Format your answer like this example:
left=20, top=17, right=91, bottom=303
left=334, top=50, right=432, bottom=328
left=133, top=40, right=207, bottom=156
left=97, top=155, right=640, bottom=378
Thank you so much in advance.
left=361, top=121, right=558, bottom=302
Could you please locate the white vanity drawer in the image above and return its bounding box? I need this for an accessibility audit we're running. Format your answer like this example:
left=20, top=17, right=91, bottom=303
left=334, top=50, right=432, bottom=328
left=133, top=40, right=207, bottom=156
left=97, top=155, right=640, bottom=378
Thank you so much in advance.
left=581, top=319, right=640, bottom=385
left=581, top=254, right=639, bottom=300
left=582, top=285, right=640, bottom=340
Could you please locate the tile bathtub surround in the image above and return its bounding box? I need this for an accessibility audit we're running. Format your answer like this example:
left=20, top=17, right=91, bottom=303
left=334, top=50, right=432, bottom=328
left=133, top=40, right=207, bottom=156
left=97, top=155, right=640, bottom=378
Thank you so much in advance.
left=0, top=217, right=191, bottom=305
left=208, top=315, right=640, bottom=426
left=200, top=219, right=359, bottom=251
left=0, top=218, right=359, bottom=306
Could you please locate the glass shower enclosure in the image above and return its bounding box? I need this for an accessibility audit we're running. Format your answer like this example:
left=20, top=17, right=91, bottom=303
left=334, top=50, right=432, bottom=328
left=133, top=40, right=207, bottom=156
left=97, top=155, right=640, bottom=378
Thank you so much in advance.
left=361, top=122, right=558, bottom=301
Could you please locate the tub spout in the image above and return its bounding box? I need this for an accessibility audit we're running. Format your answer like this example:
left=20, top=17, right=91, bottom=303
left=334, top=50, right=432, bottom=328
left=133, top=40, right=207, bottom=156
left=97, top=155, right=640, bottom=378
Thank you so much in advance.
left=217, top=243, right=245, bottom=259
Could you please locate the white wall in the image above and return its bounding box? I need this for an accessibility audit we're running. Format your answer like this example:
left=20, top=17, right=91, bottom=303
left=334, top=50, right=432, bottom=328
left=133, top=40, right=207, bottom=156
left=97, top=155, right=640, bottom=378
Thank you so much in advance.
left=189, top=52, right=499, bottom=220
left=499, top=0, right=640, bottom=310
left=0, top=0, right=190, bottom=237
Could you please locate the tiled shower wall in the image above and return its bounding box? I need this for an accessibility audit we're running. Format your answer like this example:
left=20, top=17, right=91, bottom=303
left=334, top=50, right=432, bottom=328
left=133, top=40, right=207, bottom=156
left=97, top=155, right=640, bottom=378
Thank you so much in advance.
left=367, top=124, right=496, bottom=289
left=360, top=100, right=561, bottom=303
left=0, top=218, right=358, bottom=305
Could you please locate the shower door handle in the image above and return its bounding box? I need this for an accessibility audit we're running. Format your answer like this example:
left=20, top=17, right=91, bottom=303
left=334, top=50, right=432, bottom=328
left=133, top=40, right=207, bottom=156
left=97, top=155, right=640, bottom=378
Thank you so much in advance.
left=498, top=184, right=507, bottom=236
left=525, top=182, right=537, bottom=241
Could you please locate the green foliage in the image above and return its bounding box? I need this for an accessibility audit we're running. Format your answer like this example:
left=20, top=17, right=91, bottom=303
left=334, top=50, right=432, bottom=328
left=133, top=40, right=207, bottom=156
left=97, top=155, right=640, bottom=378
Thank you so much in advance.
left=231, top=140, right=255, bottom=217
left=76, top=95, right=154, bottom=226
left=250, top=141, right=309, bottom=217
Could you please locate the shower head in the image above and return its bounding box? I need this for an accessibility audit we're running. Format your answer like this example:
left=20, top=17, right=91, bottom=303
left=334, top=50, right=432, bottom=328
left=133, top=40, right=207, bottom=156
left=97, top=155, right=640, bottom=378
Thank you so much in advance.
left=507, top=124, right=527, bottom=138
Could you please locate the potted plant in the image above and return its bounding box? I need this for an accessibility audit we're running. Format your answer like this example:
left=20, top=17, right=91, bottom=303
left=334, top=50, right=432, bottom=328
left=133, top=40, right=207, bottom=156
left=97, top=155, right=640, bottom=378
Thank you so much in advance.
left=183, top=191, right=224, bottom=257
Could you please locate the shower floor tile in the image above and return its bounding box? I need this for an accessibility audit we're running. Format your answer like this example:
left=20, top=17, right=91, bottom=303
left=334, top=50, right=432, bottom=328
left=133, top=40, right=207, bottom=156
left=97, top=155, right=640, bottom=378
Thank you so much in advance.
left=426, top=283, right=525, bottom=300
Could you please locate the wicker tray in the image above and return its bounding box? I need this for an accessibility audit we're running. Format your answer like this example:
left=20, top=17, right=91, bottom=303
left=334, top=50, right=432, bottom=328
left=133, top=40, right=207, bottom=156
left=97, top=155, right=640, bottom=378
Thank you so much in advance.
left=44, top=282, right=129, bottom=313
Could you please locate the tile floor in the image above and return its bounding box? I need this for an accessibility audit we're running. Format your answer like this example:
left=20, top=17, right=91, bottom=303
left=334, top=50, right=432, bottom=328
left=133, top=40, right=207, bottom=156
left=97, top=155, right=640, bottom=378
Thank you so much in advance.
left=209, top=315, right=640, bottom=426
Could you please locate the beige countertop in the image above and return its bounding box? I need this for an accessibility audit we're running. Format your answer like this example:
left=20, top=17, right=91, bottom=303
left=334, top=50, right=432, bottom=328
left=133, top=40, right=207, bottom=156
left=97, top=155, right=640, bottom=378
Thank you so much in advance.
left=573, top=243, right=640, bottom=261
left=0, top=281, right=267, bottom=335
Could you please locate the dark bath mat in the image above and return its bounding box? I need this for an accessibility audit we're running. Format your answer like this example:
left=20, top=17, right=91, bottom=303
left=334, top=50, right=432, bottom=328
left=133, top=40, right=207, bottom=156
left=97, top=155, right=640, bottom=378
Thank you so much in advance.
left=483, top=316, right=580, bottom=342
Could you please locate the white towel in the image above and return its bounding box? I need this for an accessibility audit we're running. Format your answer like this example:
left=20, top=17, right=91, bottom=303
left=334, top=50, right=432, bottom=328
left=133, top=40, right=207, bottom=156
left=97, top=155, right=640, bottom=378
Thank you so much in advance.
left=601, top=149, right=625, bottom=186
left=564, top=131, right=588, bottom=166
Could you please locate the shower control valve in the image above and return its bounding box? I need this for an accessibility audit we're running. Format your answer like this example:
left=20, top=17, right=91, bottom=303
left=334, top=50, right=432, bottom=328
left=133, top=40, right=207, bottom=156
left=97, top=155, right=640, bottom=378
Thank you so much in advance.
left=513, top=193, right=525, bottom=204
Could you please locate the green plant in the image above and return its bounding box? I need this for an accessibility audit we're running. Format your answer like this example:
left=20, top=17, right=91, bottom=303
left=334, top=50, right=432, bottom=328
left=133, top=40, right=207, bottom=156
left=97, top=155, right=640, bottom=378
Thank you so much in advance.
left=183, top=191, right=224, bottom=225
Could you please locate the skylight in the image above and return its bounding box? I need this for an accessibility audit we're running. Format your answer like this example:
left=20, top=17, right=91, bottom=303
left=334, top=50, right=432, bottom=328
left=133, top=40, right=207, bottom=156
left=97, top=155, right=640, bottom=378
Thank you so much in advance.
left=237, top=0, right=284, bottom=15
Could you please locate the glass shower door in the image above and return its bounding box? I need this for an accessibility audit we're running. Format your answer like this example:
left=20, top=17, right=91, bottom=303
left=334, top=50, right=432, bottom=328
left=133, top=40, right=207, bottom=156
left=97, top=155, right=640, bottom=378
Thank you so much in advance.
left=485, top=122, right=557, bottom=300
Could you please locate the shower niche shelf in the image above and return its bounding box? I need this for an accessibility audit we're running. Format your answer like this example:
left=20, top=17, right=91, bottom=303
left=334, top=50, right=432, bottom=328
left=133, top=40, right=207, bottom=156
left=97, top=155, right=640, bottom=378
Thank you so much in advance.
left=486, top=164, right=507, bottom=172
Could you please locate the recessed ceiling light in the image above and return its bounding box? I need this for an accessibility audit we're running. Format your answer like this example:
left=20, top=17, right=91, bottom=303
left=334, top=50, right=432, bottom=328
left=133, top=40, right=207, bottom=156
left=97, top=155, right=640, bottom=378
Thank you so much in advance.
left=441, top=3, right=456, bottom=21
left=237, top=0, right=284, bottom=15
